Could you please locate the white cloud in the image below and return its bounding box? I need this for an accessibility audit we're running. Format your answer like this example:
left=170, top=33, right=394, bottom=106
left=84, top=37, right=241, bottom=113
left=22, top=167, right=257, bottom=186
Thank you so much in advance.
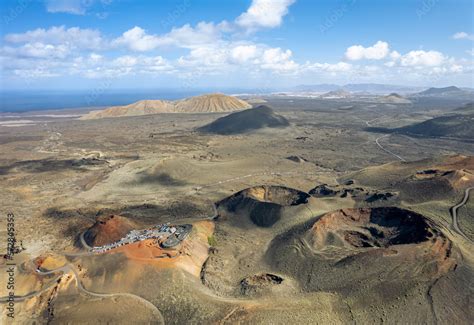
left=112, top=22, right=224, bottom=52
left=345, top=41, right=390, bottom=60
left=452, top=32, right=474, bottom=41
left=5, top=26, right=104, bottom=50
left=236, top=0, right=295, bottom=30
left=399, top=50, right=445, bottom=67
left=162, top=22, right=224, bottom=48
left=389, top=51, right=401, bottom=60
left=259, top=47, right=299, bottom=72
left=79, top=54, right=173, bottom=78
left=230, top=45, right=258, bottom=63
left=178, top=46, right=230, bottom=68
left=89, top=53, right=103, bottom=63
left=113, top=55, right=138, bottom=67
left=2, top=16, right=470, bottom=86
left=307, top=62, right=352, bottom=72
left=176, top=42, right=299, bottom=75
left=112, top=26, right=163, bottom=52
left=2, top=43, right=69, bottom=59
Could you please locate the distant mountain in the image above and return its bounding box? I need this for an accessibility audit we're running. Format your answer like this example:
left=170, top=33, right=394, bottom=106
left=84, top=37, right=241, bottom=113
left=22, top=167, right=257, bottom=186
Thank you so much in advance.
left=395, top=113, right=474, bottom=139
left=292, top=84, right=340, bottom=92
left=197, top=105, right=289, bottom=135
left=81, top=94, right=251, bottom=119
left=415, top=86, right=463, bottom=96
left=378, top=93, right=412, bottom=104
left=342, top=83, right=423, bottom=94
left=320, top=89, right=352, bottom=99
left=291, top=83, right=423, bottom=95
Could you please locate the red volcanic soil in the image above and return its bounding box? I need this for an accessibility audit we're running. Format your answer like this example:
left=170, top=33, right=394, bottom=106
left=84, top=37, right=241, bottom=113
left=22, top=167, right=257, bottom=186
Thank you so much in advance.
left=83, top=215, right=138, bottom=247
left=104, top=220, right=214, bottom=277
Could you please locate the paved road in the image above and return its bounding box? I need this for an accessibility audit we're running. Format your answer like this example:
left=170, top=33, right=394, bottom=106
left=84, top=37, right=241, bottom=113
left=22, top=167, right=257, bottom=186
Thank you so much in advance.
left=375, top=134, right=406, bottom=162
left=450, top=187, right=473, bottom=241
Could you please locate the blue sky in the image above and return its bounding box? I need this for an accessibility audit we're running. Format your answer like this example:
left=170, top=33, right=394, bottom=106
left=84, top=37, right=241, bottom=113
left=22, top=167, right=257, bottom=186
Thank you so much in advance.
left=1, top=0, right=473, bottom=90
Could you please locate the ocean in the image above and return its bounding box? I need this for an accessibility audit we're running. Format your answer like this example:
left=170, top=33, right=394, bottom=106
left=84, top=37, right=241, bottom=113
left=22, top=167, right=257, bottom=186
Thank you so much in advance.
left=0, top=89, right=249, bottom=112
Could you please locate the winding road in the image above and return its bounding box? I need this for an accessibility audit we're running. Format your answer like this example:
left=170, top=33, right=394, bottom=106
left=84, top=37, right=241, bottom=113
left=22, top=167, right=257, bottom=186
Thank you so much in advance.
left=0, top=262, right=164, bottom=322
left=450, top=187, right=473, bottom=241
left=375, top=134, right=406, bottom=162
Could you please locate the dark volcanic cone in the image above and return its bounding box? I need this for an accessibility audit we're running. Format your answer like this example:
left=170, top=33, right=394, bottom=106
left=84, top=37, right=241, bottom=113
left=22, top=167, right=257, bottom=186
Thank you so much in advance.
left=216, top=185, right=310, bottom=227
left=197, top=105, right=289, bottom=135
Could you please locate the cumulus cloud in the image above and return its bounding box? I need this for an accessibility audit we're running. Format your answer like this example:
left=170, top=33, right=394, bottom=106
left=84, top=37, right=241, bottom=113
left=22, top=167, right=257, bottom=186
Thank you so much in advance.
left=236, top=0, right=295, bottom=30
left=345, top=41, right=390, bottom=60
left=2, top=43, right=69, bottom=59
left=452, top=32, right=474, bottom=41
left=259, top=47, right=299, bottom=72
left=162, top=22, right=224, bottom=48
left=230, top=45, right=259, bottom=63
left=112, top=22, right=224, bottom=52
left=111, top=26, right=164, bottom=52
left=176, top=42, right=300, bottom=75
left=399, top=50, right=445, bottom=67
left=78, top=54, right=173, bottom=78
left=5, top=26, right=104, bottom=50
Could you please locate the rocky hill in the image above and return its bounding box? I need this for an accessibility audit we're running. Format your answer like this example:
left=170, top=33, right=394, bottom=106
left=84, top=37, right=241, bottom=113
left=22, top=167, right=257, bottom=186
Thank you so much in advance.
left=81, top=94, right=251, bottom=119
left=320, top=89, right=352, bottom=99
left=174, top=94, right=251, bottom=113
left=378, top=93, right=412, bottom=104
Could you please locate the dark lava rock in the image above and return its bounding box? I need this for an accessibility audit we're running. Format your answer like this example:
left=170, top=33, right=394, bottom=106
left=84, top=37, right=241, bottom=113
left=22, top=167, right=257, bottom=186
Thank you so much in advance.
left=286, top=155, right=306, bottom=163
left=309, top=184, right=338, bottom=197
left=366, top=192, right=395, bottom=203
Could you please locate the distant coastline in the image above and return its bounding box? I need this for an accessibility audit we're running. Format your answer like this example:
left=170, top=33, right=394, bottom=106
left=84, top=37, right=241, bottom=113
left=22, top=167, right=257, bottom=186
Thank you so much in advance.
left=0, top=89, right=248, bottom=113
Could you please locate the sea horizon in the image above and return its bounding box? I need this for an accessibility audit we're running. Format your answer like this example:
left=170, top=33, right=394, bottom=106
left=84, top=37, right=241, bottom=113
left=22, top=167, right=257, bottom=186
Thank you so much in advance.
left=0, top=88, right=258, bottom=113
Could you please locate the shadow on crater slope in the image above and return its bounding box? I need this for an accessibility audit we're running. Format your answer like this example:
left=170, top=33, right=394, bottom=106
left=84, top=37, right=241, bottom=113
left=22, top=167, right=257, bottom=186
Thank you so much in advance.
left=216, top=185, right=310, bottom=227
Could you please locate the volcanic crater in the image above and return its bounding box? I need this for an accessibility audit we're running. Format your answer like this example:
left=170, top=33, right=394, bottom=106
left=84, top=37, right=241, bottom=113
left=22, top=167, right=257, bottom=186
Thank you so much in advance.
left=216, top=185, right=311, bottom=227
left=240, top=273, right=284, bottom=296
left=309, top=207, right=436, bottom=251
left=266, top=207, right=455, bottom=295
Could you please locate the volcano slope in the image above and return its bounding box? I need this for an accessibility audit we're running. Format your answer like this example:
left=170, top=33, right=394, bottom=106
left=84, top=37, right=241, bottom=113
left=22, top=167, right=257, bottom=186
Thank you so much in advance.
left=265, top=207, right=470, bottom=323
left=341, top=155, right=474, bottom=204
left=197, top=105, right=290, bottom=135
left=215, top=185, right=312, bottom=228
left=202, top=185, right=319, bottom=297
left=82, top=214, right=138, bottom=247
